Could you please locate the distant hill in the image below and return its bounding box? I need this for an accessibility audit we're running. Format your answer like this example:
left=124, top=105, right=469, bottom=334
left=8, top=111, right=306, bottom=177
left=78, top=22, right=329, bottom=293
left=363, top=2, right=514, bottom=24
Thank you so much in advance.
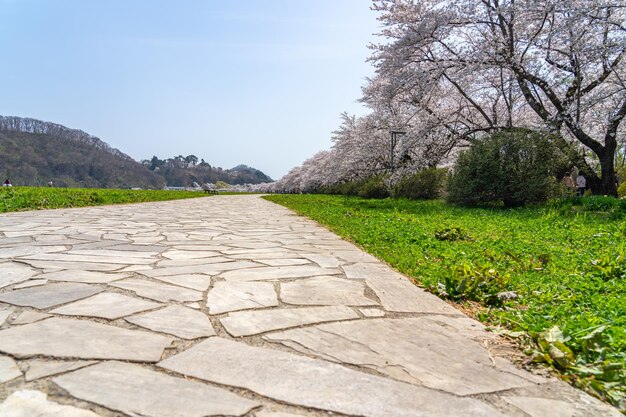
left=0, top=116, right=272, bottom=188
left=141, top=157, right=273, bottom=187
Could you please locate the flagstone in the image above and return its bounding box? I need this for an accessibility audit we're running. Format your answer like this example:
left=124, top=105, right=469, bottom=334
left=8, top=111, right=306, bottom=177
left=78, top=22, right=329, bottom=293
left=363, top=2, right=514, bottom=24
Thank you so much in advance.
left=301, top=253, right=344, bottom=268
left=0, top=317, right=173, bottom=361
left=227, top=251, right=300, bottom=260
left=502, top=396, right=580, bottom=417
left=206, top=281, right=278, bottom=314
left=264, top=317, right=533, bottom=395
left=0, top=245, right=67, bottom=259
left=53, top=361, right=259, bottom=417
left=281, top=276, right=375, bottom=306
left=333, top=250, right=380, bottom=263
left=0, top=282, right=103, bottom=309
left=19, top=252, right=155, bottom=265
left=221, top=265, right=341, bottom=282
left=155, top=256, right=233, bottom=267
left=343, top=263, right=462, bottom=314
left=40, top=270, right=131, bottom=284
left=360, top=308, right=386, bottom=317
left=13, top=279, right=49, bottom=289
left=258, top=258, right=311, bottom=266
left=140, top=260, right=259, bottom=277
left=0, top=390, right=100, bottom=417
left=67, top=249, right=157, bottom=258
left=0, top=354, right=22, bottom=383
left=20, top=260, right=125, bottom=271
left=126, top=305, right=215, bottom=339
left=151, top=273, right=212, bottom=291
left=0, top=262, right=38, bottom=289
left=256, top=412, right=306, bottom=417
left=162, top=250, right=222, bottom=260
left=221, top=306, right=358, bottom=337
left=0, top=307, right=15, bottom=326
left=12, top=311, right=53, bottom=325
left=172, top=244, right=228, bottom=251
left=51, top=292, right=161, bottom=319
left=24, top=359, right=97, bottom=381
left=110, top=278, right=203, bottom=302
left=159, top=337, right=506, bottom=417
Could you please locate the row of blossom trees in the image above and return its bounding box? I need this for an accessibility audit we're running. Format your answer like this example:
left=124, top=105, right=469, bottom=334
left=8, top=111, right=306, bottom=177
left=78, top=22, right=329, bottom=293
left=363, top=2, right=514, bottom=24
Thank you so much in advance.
left=269, top=0, right=625, bottom=196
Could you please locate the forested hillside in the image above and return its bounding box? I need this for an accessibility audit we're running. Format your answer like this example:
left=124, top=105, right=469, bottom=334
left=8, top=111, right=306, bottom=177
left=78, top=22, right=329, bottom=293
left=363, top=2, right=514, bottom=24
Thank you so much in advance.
left=0, top=116, right=272, bottom=188
left=0, top=117, right=164, bottom=189
left=142, top=157, right=273, bottom=187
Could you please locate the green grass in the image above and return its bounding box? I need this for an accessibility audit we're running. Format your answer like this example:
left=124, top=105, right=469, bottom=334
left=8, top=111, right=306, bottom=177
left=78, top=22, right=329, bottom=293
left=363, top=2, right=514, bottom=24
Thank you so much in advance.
left=265, top=194, right=626, bottom=411
left=0, top=186, right=209, bottom=212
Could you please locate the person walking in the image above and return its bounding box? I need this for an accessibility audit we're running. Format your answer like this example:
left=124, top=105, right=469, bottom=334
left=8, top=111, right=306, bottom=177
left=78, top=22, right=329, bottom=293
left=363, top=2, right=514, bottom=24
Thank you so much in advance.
left=576, top=173, right=586, bottom=197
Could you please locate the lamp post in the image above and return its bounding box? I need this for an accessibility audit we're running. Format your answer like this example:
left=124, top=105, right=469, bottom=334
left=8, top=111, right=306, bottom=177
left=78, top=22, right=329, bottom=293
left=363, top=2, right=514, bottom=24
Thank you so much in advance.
left=390, top=130, right=406, bottom=175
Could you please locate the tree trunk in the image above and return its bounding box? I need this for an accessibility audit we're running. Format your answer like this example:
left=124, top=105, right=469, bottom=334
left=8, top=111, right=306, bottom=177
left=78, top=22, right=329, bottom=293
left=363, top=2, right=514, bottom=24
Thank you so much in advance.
left=598, top=151, right=618, bottom=197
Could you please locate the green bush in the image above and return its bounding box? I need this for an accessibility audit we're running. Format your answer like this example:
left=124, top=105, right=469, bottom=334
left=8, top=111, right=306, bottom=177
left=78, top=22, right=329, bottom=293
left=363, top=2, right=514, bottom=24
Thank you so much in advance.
left=619, top=181, right=626, bottom=198
left=357, top=175, right=390, bottom=199
left=447, top=129, right=562, bottom=207
left=393, top=168, right=447, bottom=200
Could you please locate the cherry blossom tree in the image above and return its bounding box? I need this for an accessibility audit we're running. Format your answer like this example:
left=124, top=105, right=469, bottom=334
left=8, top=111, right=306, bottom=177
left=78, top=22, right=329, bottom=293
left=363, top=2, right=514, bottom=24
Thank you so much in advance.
left=370, top=0, right=625, bottom=195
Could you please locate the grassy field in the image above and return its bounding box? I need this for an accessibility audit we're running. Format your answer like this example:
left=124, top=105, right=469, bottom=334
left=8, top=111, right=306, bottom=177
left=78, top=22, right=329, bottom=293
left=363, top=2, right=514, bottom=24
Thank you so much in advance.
left=0, top=186, right=209, bottom=213
left=265, top=194, right=626, bottom=411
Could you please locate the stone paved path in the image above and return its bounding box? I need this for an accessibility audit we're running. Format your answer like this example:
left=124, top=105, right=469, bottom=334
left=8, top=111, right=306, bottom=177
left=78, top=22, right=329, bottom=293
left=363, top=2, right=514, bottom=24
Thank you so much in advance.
left=0, top=195, right=620, bottom=417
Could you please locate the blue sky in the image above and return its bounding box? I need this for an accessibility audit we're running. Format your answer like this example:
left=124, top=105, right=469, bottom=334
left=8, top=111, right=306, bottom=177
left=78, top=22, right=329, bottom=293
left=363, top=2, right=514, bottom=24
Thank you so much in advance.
left=0, top=1, right=379, bottom=180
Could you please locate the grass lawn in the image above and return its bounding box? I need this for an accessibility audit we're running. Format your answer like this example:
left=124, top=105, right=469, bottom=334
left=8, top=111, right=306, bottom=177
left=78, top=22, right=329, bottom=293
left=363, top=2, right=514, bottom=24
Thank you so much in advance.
left=265, top=194, right=626, bottom=411
left=0, top=186, right=209, bottom=213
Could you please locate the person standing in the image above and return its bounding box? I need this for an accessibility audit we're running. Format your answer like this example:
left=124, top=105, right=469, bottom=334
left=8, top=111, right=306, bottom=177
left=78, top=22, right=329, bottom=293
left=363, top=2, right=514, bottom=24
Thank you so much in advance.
left=562, top=173, right=575, bottom=193
left=576, top=173, right=586, bottom=197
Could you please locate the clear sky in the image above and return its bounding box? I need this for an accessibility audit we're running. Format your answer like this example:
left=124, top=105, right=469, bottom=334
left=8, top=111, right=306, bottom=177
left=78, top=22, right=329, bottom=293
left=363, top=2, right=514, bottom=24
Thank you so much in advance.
left=0, top=1, right=379, bottom=180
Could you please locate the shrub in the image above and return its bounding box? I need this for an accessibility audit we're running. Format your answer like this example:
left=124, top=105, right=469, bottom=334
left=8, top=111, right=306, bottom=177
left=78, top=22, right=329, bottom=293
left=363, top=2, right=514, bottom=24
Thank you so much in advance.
left=447, top=129, right=562, bottom=207
left=393, top=168, right=447, bottom=200
left=619, top=181, right=626, bottom=198
left=357, top=175, right=390, bottom=199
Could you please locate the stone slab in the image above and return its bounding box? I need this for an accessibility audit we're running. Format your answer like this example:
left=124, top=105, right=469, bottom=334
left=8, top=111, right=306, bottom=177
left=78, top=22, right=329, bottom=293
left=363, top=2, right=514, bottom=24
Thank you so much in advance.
left=343, top=263, right=462, bottom=314
left=17, top=259, right=124, bottom=272
left=13, top=279, right=49, bottom=289
left=53, top=361, right=259, bottom=417
left=301, top=253, right=343, bottom=268
left=360, top=307, right=385, bottom=317
left=502, top=396, right=581, bottom=417
left=0, top=317, right=173, bottom=361
left=51, top=292, right=162, bottom=319
left=0, top=262, right=38, bottom=289
left=221, top=265, right=341, bottom=282
left=126, top=305, right=215, bottom=339
left=207, top=281, right=278, bottom=314
left=162, top=250, right=221, bottom=260
left=0, top=390, right=100, bottom=417
left=0, top=354, right=22, bottom=383
left=0, top=282, right=103, bottom=309
left=12, top=311, right=52, bottom=325
left=280, top=276, right=375, bottom=306
left=40, top=270, right=131, bottom=284
left=0, top=307, right=15, bottom=326
left=19, top=252, right=154, bottom=265
left=221, top=306, right=359, bottom=337
left=110, top=278, right=202, bottom=302
left=141, top=260, right=260, bottom=277
left=255, top=412, right=306, bottom=417
left=151, top=274, right=212, bottom=291
left=159, top=337, right=505, bottom=417
left=264, top=317, right=533, bottom=395
left=24, top=359, right=97, bottom=381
